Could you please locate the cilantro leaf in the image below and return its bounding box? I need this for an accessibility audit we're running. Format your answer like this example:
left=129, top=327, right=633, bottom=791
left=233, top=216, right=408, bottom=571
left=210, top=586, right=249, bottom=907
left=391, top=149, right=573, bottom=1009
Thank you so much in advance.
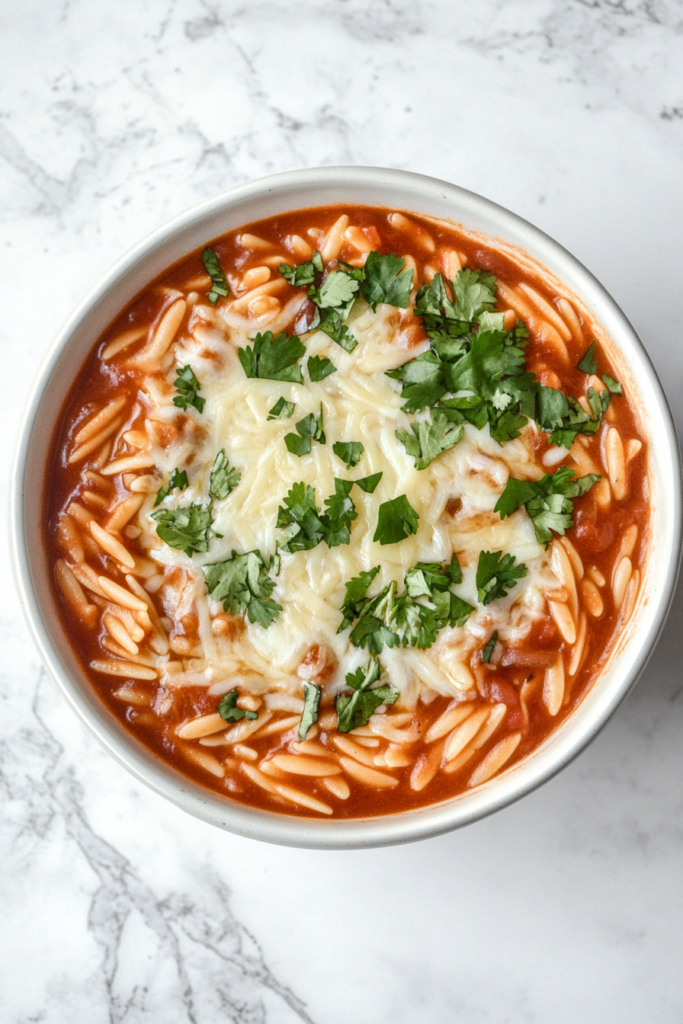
left=337, top=566, right=381, bottom=632
left=278, top=251, right=323, bottom=286
left=601, top=374, right=622, bottom=395
left=154, top=468, right=188, bottom=507
left=209, top=449, right=240, bottom=500
left=494, top=466, right=600, bottom=546
left=284, top=406, right=325, bottom=457
left=373, top=495, right=420, bottom=545
left=386, top=350, right=448, bottom=412
left=577, top=342, right=597, bottom=374
left=336, top=659, right=399, bottom=733
left=218, top=689, right=258, bottom=723
left=173, top=365, right=205, bottom=414
left=333, top=440, right=364, bottom=469
left=277, top=482, right=325, bottom=552
left=311, top=269, right=360, bottom=311
left=476, top=550, right=527, bottom=605
left=315, top=307, right=358, bottom=352
left=451, top=267, right=498, bottom=322
left=202, top=247, right=229, bottom=304
left=203, top=549, right=281, bottom=627
left=299, top=681, right=321, bottom=740
left=482, top=631, right=498, bottom=664
left=238, top=331, right=305, bottom=383
left=267, top=396, right=295, bottom=420
left=361, top=252, right=413, bottom=311
left=355, top=471, right=382, bottom=493
left=321, top=478, right=358, bottom=547
left=151, top=501, right=220, bottom=556
left=278, top=479, right=358, bottom=551
left=308, top=355, right=336, bottom=382
left=396, top=409, right=464, bottom=470
left=338, top=553, right=473, bottom=655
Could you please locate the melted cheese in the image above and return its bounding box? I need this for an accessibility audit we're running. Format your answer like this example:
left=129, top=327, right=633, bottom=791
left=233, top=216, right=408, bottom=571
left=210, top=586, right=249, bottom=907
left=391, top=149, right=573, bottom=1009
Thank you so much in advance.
left=138, top=299, right=562, bottom=699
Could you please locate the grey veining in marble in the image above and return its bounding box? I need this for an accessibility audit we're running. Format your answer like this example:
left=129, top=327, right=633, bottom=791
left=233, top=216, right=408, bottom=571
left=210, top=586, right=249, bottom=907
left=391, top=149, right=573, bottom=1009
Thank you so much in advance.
left=2, top=2, right=683, bottom=1021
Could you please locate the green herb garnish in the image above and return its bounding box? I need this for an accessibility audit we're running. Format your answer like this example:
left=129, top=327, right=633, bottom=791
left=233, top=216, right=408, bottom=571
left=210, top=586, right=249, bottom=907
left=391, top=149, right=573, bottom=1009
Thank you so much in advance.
left=299, top=682, right=321, bottom=740
left=396, top=408, right=464, bottom=470
left=354, top=471, right=382, bottom=493
left=284, top=407, right=326, bottom=457
left=154, top=468, right=188, bottom=506
left=332, top=441, right=364, bottom=469
left=209, top=449, right=240, bottom=500
left=336, top=659, right=399, bottom=733
left=494, top=466, right=600, bottom=546
left=278, top=251, right=323, bottom=286
left=173, top=365, right=205, bottom=414
left=218, top=689, right=258, bottom=722
left=151, top=501, right=220, bottom=556
left=308, top=355, right=337, bottom=382
left=476, top=550, right=527, bottom=605
left=267, top=396, right=295, bottom=420
left=337, top=555, right=473, bottom=654
left=238, top=331, right=306, bottom=383
left=277, top=479, right=358, bottom=552
left=202, top=247, right=229, bottom=304
left=360, top=252, right=413, bottom=311
left=577, top=342, right=597, bottom=375
left=203, top=550, right=281, bottom=628
left=373, top=495, right=420, bottom=545
left=482, top=631, right=498, bottom=664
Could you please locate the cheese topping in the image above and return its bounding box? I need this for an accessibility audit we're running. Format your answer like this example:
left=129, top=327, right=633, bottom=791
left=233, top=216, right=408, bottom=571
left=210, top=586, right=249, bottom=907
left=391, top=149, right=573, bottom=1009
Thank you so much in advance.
left=139, top=296, right=562, bottom=701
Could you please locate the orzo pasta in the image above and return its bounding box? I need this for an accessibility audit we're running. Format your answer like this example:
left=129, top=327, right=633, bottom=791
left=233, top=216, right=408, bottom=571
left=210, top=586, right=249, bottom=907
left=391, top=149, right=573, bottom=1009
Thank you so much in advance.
left=45, top=205, right=649, bottom=818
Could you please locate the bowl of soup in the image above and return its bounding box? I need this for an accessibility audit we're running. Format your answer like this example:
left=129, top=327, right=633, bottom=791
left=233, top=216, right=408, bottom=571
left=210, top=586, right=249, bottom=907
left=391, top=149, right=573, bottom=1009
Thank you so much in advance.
left=11, top=167, right=681, bottom=847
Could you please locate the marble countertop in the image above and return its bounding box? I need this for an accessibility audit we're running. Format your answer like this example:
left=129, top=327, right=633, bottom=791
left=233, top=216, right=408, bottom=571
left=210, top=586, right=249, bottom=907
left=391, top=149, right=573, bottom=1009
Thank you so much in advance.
left=2, top=2, right=683, bottom=1020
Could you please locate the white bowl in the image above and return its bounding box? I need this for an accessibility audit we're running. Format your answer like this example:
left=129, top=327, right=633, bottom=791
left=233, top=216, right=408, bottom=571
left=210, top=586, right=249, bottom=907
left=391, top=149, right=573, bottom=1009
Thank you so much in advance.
left=10, top=167, right=682, bottom=848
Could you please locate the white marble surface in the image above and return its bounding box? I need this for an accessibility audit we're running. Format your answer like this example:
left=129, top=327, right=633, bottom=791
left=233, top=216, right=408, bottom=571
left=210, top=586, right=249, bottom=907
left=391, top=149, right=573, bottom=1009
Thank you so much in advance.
left=2, top=1, right=683, bottom=1020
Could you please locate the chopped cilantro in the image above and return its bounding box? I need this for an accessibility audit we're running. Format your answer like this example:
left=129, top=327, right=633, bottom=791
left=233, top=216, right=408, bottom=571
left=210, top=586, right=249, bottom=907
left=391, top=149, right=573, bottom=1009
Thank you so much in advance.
left=154, top=468, right=188, bottom=507
left=209, top=449, right=240, bottom=500
left=218, top=689, right=258, bottom=723
left=337, top=554, right=473, bottom=654
left=396, top=409, right=464, bottom=470
left=386, top=350, right=448, bottom=413
left=238, top=331, right=306, bottom=383
left=278, top=251, right=323, bottom=286
left=354, top=471, right=382, bottom=493
left=373, top=495, right=420, bottom=545
left=298, top=682, right=320, bottom=740
left=577, top=342, right=597, bottom=375
left=476, top=550, right=527, bottom=605
left=308, top=355, right=336, bottom=382
left=151, top=501, right=220, bottom=556
left=601, top=374, right=622, bottom=395
left=482, top=631, right=498, bottom=664
left=277, top=483, right=325, bottom=552
left=173, top=365, right=205, bottom=414
left=338, top=566, right=381, bottom=633
left=267, top=396, right=295, bottom=420
left=277, top=479, right=358, bottom=552
left=284, top=406, right=326, bottom=456
left=336, top=658, right=399, bottom=733
left=451, top=267, right=498, bottom=322
left=333, top=440, right=364, bottom=469
left=309, top=266, right=362, bottom=309
left=313, top=307, right=358, bottom=352
left=202, top=247, right=229, bottom=304
left=494, top=466, right=600, bottom=546
left=360, top=252, right=413, bottom=311
left=203, top=549, right=281, bottom=628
